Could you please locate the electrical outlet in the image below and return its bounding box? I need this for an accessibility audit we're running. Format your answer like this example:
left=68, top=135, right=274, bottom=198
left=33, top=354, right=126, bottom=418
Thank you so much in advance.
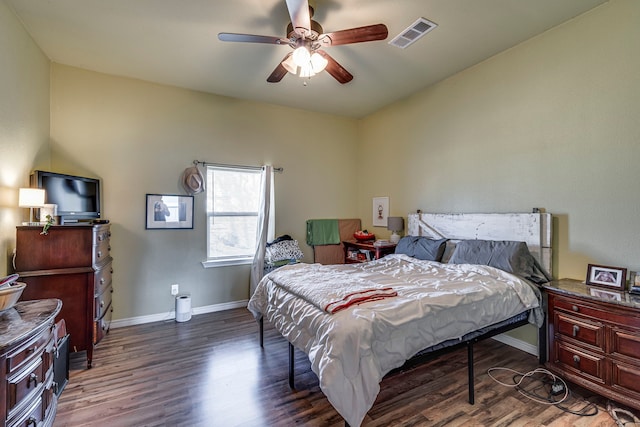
left=171, top=284, right=179, bottom=296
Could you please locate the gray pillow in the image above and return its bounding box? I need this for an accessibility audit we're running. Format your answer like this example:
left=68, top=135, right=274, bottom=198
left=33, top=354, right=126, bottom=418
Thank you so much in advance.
left=448, top=240, right=551, bottom=283
left=395, top=236, right=448, bottom=262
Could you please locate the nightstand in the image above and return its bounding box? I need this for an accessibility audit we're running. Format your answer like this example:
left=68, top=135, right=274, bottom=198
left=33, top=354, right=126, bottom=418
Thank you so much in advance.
left=343, top=240, right=396, bottom=264
left=541, top=279, right=640, bottom=411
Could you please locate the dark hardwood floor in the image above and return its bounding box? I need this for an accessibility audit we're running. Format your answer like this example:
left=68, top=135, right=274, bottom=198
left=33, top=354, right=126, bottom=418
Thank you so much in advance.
left=55, top=308, right=632, bottom=426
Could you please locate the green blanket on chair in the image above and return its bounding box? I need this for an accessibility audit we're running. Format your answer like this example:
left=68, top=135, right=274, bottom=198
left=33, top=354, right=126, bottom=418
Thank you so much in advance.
left=306, top=219, right=340, bottom=246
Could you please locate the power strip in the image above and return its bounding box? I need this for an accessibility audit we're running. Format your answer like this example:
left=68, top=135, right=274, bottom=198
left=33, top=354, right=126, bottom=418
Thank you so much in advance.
left=551, top=380, right=566, bottom=396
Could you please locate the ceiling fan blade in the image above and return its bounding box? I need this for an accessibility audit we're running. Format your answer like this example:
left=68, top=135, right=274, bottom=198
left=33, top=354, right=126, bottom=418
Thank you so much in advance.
left=317, top=51, right=353, bottom=84
left=319, top=23, right=388, bottom=47
left=218, top=33, right=288, bottom=45
left=285, top=0, right=312, bottom=38
left=267, top=54, right=291, bottom=83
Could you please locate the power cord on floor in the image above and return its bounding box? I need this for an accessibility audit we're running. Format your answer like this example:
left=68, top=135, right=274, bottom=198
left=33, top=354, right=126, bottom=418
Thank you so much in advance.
left=488, top=367, right=568, bottom=404
left=607, top=400, right=640, bottom=427
left=487, top=367, right=598, bottom=416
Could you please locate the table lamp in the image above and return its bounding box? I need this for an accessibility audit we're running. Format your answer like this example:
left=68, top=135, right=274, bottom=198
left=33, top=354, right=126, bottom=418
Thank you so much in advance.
left=18, top=188, right=45, bottom=225
left=387, top=216, right=404, bottom=244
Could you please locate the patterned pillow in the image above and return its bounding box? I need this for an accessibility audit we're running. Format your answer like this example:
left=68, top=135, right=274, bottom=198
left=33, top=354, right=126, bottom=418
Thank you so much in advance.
left=265, top=240, right=304, bottom=263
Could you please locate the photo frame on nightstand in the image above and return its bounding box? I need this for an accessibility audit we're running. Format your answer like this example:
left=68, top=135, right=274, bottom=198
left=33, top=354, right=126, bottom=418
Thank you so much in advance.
left=586, top=264, right=627, bottom=290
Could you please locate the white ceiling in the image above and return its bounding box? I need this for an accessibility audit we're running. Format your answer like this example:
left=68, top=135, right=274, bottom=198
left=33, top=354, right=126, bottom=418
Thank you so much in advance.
left=6, top=0, right=607, bottom=118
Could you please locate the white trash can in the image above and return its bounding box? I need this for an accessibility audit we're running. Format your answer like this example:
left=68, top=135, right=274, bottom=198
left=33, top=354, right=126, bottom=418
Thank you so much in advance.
left=175, top=294, right=192, bottom=322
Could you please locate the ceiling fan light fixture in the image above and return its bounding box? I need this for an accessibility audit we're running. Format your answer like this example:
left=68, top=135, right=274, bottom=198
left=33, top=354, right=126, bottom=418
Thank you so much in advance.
left=282, top=54, right=298, bottom=74
left=299, top=63, right=315, bottom=78
left=292, top=46, right=311, bottom=67
left=310, top=52, right=328, bottom=73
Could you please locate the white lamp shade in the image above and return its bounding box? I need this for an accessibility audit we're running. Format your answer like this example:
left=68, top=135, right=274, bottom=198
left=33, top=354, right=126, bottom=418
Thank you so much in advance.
left=292, top=46, right=311, bottom=67
left=310, top=52, right=328, bottom=73
left=282, top=54, right=298, bottom=74
left=18, top=188, right=45, bottom=208
left=299, top=63, right=315, bottom=78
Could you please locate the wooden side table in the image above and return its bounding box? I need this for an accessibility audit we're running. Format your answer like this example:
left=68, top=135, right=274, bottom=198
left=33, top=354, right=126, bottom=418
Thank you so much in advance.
left=541, top=279, right=640, bottom=411
left=343, top=240, right=397, bottom=264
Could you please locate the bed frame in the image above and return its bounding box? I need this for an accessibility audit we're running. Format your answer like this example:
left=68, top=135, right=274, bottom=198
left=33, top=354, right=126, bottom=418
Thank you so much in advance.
left=260, top=212, right=553, bottom=426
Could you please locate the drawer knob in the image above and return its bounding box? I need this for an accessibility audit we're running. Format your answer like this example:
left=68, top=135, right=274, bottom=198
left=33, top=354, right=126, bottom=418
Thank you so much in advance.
left=100, top=278, right=105, bottom=284
left=97, top=251, right=102, bottom=258
left=27, top=417, right=37, bottom=426
left=26, top=345, right=37, bottom=354
left=572, top=305, right=579, bottom=312
left=572, top=325, right=580, bottom=337
left=28, top=372, right=38, bottom=387
left=100, top=300, right=105, bottom=307
left=573, top=355, right=581, bottom=365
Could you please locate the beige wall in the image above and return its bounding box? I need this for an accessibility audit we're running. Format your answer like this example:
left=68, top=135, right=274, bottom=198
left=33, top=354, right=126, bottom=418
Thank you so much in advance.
left=4, top=0, right=639, bottom=344
left=360, top=0, right=639, bottom=278
left=359, top=0, right=640, bottom=344
left=50, top=64, right=359, bottom=319
left=0, top=1, right=50, bottom=276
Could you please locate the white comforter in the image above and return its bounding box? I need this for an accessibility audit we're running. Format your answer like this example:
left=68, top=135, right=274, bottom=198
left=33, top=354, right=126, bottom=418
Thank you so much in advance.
left=248, top=254, right=542, bottom=427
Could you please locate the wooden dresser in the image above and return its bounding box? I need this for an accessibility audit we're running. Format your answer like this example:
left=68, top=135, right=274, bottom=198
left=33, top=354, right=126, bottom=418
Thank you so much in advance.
left=15, top=224, right=113, bottom=368
left=0, top=299, right=62, bottom=427
left=543, top=279, right=640, bottom=410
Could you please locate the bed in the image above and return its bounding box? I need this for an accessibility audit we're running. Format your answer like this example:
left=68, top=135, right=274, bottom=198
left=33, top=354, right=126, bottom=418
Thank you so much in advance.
left=248, top=212, right=553, bottom=426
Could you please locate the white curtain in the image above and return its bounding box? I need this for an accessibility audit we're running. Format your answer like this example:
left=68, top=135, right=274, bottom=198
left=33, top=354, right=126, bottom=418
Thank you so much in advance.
left=250, top=165, right=275, bottom=296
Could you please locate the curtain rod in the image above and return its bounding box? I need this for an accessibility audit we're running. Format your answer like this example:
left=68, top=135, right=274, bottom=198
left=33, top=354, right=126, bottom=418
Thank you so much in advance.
left=193, top=160, right=283, bottom=173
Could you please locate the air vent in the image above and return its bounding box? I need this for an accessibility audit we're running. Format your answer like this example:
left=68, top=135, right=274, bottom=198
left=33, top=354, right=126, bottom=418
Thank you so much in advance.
left=388, top=17, right=437, bottom=49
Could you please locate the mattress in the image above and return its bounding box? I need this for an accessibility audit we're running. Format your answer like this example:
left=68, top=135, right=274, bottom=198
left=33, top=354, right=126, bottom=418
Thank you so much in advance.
left=248, top=254, right=542, bottom=426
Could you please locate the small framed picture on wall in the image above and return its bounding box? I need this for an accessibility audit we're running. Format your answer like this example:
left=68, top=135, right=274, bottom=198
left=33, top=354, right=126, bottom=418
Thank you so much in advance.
left=145, top=194, right=194, bottom=229
left=372, top=197, right=389, bottom=227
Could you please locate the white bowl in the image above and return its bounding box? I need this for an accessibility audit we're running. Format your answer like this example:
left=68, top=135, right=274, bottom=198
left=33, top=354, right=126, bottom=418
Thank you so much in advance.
left=0, top=282, right=26, bottom=313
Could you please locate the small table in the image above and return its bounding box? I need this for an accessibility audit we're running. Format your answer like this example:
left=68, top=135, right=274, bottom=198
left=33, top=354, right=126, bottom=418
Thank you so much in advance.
left=343, top=240, right=397, bottom=263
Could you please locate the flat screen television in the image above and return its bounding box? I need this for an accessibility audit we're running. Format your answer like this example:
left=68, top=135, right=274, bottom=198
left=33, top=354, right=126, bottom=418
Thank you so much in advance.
left=30, top=170, right=101, bottom=223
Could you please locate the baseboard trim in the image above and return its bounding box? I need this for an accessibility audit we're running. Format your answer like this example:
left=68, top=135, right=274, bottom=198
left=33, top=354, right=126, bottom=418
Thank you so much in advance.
left=492, top=333, right=538, bottom=356
left=110, top=299, right=249, bottom=328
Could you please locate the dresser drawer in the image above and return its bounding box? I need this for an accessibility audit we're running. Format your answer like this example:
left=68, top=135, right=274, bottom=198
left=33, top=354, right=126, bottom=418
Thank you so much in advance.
left=6, top=326, right=52, bottom=374
left=92, top=240, right=111, bottom=267
left=552, top=296, right=608, bottom=319
left=93, top=225, right=111, bottom=244
left=612, top=360, right=640, bottom=399
left=611, top=326, right=640, bottom=361
left=94, top=284, right=113, bottom=319
left=552, top=293, right=640, bottom=328
left=554, top=341, right=606, bottom=385
left=554, top=312, right=605, bottom=350
left=7, top=358, right=44, bottom=415
left=7, top=393, right=44, bottom=427
left=93, top=303, right=113, bottom=345
left=94, top=261, right=113, bottom=296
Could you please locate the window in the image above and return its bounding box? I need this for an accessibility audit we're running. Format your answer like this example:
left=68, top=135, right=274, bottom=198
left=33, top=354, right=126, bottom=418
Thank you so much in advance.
left=204, top=166, right=262, bottom=267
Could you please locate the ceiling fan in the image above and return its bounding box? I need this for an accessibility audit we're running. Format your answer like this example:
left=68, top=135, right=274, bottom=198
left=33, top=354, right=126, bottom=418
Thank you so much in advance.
left=218, top=0, right=388, bottom=84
